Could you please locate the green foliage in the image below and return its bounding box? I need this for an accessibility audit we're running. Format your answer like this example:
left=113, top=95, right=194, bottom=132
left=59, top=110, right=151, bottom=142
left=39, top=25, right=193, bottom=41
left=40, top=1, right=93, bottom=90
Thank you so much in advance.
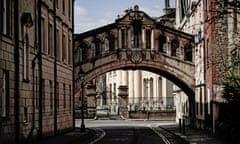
left=222, top=73, right=240, bottom=102
left=217, top=0, right=240, bottom=18
left=215, top=0, right=240, bottom=103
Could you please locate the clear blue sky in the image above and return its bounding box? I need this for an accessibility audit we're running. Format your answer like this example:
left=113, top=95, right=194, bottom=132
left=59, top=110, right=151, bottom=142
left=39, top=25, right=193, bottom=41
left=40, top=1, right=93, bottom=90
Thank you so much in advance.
left=74, top=0, right=175, bottom=33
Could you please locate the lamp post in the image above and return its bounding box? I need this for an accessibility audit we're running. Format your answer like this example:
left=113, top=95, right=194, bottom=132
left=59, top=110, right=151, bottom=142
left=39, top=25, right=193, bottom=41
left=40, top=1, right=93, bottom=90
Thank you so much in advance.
left=80, top=77, right=85, bottom=132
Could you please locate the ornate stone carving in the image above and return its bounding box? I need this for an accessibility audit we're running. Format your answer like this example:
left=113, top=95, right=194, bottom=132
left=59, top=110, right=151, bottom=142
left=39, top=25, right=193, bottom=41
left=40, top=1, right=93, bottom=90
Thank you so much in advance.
left=126, top=50, right=143, bottom=64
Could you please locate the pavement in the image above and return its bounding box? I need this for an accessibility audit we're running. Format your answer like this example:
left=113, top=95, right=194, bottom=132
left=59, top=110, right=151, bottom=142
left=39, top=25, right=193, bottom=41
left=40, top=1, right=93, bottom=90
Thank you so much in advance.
left=159, top=124, right=225, bottom=144
left=29, top=121, right=225, bottom=144
left=29, top=128, right=102, bottom=144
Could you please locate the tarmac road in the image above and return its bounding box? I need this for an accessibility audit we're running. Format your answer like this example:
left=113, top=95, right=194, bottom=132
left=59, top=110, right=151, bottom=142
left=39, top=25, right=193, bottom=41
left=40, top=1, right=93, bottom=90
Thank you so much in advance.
left=94, top=126, right=166, bottom=144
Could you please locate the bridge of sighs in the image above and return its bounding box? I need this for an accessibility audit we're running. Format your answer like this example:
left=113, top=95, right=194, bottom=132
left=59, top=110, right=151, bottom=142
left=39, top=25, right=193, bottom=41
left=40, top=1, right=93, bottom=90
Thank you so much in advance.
left=74, top=6, right=195, bottom=123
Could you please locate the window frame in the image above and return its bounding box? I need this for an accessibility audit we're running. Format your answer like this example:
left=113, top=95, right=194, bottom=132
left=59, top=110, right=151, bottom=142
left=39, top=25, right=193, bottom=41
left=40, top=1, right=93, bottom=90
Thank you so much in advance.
left=41, top=16, right=46, bottom=53
left=121, top=29, right=128, bottom=49
left=1, top=0, right=11, bottom=35
left=48, top=23, right=53, bottom=56
left=68, top=38, right=72, bottom=65
left=23, top=34, right=30, bottom=81
left=62, top=32, right=67, bottom=62
left=63, top=83, right=66, bottom=110
left=2, top=70, right=9, bottom=118
left=158, top=35, right=167, bottom=53
left=146, top=29, right=151, bottom=49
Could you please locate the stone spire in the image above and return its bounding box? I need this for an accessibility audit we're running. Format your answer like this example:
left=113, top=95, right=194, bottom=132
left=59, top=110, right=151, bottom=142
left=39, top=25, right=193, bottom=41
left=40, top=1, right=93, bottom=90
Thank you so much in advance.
left=165, top=0, right=170, bottom=8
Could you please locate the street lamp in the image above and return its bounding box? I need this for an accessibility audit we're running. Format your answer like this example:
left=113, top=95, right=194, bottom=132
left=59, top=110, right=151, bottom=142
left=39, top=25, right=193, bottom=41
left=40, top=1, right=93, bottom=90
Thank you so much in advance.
left=80, top=75, right=85, bottom=132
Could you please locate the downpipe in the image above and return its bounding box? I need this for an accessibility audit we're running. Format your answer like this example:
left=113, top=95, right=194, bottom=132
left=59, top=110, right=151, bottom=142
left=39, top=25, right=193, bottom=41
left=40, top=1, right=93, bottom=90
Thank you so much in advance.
left=24, top=53, right=38, bottom=144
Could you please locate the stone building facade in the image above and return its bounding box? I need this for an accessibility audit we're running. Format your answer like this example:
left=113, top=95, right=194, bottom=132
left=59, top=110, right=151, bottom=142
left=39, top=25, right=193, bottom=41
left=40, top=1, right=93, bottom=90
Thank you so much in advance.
left=175, top=0, right=240, bottom=133
left=0, top=0, right=73, bottom=143
left=103, top=70, right=174, bottom=117
left=204, top=0, right=240, bottom=133
left=175, top=0, right=206, bottom=128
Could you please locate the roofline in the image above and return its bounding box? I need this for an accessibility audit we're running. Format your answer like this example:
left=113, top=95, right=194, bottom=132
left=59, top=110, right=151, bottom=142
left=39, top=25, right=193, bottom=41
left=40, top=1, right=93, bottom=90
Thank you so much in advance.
left=156, top=24, right=194, bottom=40
left=74, top=23, right=117, bottom=38
left=116, top=10, right=156, bottom=23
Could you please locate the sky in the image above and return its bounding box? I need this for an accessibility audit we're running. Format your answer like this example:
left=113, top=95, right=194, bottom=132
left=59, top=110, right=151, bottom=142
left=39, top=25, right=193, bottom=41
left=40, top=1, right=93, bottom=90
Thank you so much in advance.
left=74, top=0, right=175, bottom=33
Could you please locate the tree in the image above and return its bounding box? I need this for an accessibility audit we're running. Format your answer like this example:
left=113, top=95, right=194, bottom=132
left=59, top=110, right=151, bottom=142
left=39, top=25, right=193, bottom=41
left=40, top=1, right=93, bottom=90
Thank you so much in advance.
left=214, top=0, right=240, bottom=103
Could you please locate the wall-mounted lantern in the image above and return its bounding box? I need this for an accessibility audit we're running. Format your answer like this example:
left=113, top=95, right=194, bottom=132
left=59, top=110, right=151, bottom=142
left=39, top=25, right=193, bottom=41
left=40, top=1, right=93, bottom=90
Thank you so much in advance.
left=21, top=12, right=33, bottom=28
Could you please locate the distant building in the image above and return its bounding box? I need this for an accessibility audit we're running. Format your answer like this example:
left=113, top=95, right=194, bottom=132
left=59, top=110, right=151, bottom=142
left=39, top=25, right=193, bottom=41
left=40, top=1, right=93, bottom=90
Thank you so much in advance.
left=0, top=0, right=73, bottom=143
left=103, top=70, right=174, bottom=115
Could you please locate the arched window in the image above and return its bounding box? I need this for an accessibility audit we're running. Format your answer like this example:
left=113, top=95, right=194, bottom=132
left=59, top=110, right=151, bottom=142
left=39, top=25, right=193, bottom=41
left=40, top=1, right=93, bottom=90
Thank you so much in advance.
left=92, top=38, right=101, bottom=57
left=121, top=29, right=128, bottom=49
left=146, top=29, right=151, bottom=49
left=108, top=34, right=115, bottom=51
left=131, top=20, right=142, bottom=48
left=184, top=43, right=192, bottom=61
left=78, top=47, right=82, bottom=63
left=23, top=34, right=29, bottom=81
left=104, top=38, right=109, bottom=52
left=91, top=43, right=96, bottom=57
left=158, top=77, right=162, bottom=97
left=158, top=35, right=166, bottom=53
left=171, top=39, right=179, bottom=57
left=109, top=84, right=112, bottom=103
left=143, top=78, right=148, bottom=98
left=113, top=83, right=116, bottom=100
left=150, top=78, right=153, bottom=98
left=79, top=43, right=88, bottom=62
left=82, top=44, right=88, bottom=62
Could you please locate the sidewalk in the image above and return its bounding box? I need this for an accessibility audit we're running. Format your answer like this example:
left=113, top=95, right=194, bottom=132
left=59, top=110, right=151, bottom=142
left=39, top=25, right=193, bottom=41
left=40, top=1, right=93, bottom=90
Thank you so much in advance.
left=30, top=128, right=100, bottom=144
left=160, top=124, right=225, bottom=144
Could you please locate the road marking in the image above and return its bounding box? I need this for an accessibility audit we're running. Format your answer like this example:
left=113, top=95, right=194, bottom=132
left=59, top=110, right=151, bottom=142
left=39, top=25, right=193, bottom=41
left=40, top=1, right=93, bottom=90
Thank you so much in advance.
left=149, top=126, right=171, bottom=144
left=88, top=128, right=106, bottom=144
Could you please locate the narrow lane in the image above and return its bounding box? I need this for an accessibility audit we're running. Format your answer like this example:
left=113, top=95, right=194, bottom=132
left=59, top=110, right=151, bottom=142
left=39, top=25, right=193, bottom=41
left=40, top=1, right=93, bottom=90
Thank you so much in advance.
left=95, top=126, right=166, bottom=144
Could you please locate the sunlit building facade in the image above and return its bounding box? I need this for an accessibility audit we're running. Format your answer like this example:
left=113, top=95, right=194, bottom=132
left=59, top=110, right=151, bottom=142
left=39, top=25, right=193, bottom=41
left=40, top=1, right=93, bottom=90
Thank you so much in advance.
left=103, top=70, right=174, bottom=116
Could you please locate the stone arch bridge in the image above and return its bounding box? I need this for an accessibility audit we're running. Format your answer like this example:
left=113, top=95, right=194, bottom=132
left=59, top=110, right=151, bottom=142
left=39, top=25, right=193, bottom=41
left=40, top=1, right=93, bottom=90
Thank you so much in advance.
left=74, top=6, right=195, bottom=122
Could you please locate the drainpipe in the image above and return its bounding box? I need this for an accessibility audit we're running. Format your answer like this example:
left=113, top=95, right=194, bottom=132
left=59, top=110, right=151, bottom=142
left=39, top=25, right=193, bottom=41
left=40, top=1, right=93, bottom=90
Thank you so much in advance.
left=72, top=0, right=75, bottom=130
left=32, top=0, right=37, bottom=134
left=14, top=0, right=20, bottom=143
left=37, top=0, right=43, bottom=139
left=24, top=54, right=38, bottom=144
left=53, top=0, right=58, bottom=134
left=24, top=1, right=39, bottom=143
left=203, top=37, right=207, bottom=130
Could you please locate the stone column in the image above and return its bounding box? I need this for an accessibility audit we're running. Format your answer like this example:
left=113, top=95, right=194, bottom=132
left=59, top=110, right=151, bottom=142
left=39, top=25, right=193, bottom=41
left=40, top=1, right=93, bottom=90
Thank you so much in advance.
left=128, top=71, right=134, bottom=104
left=119, top=28, right=122, bottom=48
left=134, top=70, right=140, bottom=104
left=151, top=29, right=154, bottom=50
left=142, top=28, right=145, bottom=48
left=128, top=27, right=132, bottom=48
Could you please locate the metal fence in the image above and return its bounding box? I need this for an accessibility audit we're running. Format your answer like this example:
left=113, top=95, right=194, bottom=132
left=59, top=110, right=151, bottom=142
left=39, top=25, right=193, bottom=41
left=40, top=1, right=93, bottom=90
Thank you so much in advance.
left=127, top=96, right=175, bottom=112
left=96, top=96, right=175, bottom=114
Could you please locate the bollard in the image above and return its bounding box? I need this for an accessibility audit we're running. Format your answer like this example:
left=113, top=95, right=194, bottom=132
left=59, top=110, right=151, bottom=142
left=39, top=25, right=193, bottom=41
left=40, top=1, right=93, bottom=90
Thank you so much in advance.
left=179, top=119, right=182, bottom=133
left=182, top=119, right=185, bottom=135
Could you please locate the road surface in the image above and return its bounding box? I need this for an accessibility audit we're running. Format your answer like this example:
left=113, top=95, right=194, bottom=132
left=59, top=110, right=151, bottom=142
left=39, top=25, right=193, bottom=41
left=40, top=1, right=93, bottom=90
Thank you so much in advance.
left=75, top=119, right=181, bottom=144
